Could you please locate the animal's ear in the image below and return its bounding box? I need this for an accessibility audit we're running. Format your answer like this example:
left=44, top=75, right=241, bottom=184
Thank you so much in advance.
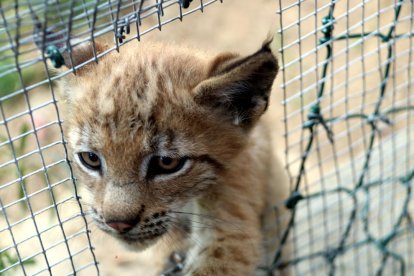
left=194, top=40, right=278, bottom=128
left=33, top=21, right=106, bottom=73
left=60, top=41, right=107, bottom=71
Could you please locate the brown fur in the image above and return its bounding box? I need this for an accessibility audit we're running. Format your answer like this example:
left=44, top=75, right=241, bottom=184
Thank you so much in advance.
left=61, top=40, right=290, bottom=275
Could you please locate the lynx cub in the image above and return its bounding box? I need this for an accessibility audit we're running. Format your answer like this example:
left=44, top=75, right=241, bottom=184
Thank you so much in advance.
left=60, top=39, right=289, bottom=275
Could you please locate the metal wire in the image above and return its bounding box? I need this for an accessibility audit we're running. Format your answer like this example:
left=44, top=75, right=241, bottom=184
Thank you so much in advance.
left=0, top=0, right=222, bottom=275
left=1, top=0, right=413, bottom=275
left=271, top=0, right=414, bottom=275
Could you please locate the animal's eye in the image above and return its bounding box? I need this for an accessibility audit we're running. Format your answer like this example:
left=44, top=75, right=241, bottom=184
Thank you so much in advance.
left=78, top=152, right=101, bottom=171
left=147, top=156, right=187, bottom=178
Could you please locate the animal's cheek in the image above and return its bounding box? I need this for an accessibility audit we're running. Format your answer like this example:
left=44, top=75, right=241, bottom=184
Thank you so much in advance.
left=92, top=180, right=108, bottom=199
left=73, top=167, right=99, bottom=188
left=71, top=167, right=107, bottom=205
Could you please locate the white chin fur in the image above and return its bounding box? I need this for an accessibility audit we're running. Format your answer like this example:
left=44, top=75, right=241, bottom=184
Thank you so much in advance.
left=94, top=222, right=161, bottom=251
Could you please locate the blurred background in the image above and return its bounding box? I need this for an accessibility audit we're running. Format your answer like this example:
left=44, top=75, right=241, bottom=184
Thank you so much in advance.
left=0, top=0, right=282, bottom=275
left=1, top=0, right=413, bottom=275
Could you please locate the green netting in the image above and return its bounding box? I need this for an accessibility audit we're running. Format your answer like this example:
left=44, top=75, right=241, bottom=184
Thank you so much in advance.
left=274, top=0, right=414, bottom=275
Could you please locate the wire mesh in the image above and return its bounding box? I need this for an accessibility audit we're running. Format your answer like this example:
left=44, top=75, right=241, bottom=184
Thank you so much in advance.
left=275, top=0, right=414, bottom=275
left=0, top=0, right=222, bottom=275
left=1, top=0, right=414, bottom=275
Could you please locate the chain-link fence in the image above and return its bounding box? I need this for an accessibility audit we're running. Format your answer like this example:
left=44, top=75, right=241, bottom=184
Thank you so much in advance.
left=1, top=0, right=413, bottom=275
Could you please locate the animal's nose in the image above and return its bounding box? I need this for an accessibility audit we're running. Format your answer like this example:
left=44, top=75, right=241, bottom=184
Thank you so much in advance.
left=106, top=221, right=135, bottom=233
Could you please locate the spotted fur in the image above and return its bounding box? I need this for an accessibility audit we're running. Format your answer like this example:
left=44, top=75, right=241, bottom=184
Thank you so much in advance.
left=62, top=40, right=290, bottom=275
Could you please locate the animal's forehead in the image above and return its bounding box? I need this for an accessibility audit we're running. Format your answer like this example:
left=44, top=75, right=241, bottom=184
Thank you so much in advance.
left=67, top=42, right=211, bottom=151
left=70, top=43, right=210, bottom=124
left=84, top=42, right=209, bottom=93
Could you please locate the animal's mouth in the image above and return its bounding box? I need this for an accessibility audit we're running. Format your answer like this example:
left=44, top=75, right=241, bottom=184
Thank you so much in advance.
left=118, top=227, right=169, bottom=243
left=90, top=207, right=171, bottom=245
left=93, top=219, right=170, bottom=247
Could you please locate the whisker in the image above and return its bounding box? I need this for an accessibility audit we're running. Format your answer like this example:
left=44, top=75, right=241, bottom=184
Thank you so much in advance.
left=166, top=220, right=203, bottom=249
left=166, top=214, right=216, bottom=230
left=159, top=223, right=184, bottom=249
left=170, top=210, right=238, bottom=227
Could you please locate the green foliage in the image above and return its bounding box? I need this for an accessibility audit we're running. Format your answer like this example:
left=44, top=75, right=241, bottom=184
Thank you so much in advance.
left=0, top=250, right=35, bottom=274
left=0, top=61, right=42, bottom=99
left=0, top=61, right=19, bottom=98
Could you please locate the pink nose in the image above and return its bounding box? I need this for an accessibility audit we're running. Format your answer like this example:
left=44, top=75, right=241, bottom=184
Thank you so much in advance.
left=107, top=221, right=134, bottom=233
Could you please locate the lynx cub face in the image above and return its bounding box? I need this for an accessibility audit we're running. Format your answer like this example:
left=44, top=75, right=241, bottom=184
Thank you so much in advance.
left=61, top=40, right=287, bottom=274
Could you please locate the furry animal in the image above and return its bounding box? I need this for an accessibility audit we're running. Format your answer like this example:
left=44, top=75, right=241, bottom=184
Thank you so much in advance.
left=59, top=39, right=290, bottom=275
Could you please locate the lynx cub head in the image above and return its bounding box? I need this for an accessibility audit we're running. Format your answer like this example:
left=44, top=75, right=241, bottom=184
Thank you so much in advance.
left=62, top=40, right=278, bottom=249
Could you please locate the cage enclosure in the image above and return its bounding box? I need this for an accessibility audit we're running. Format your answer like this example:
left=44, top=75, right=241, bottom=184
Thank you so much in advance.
left=0, top=0, right=413, bottom=275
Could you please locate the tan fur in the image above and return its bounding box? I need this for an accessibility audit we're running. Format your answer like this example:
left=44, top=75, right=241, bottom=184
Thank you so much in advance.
left=61, top=40, right=290, bottom=275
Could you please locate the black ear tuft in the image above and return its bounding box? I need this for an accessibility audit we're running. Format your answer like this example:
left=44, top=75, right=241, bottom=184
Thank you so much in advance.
left=195, top=41, right=278, bottom=128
